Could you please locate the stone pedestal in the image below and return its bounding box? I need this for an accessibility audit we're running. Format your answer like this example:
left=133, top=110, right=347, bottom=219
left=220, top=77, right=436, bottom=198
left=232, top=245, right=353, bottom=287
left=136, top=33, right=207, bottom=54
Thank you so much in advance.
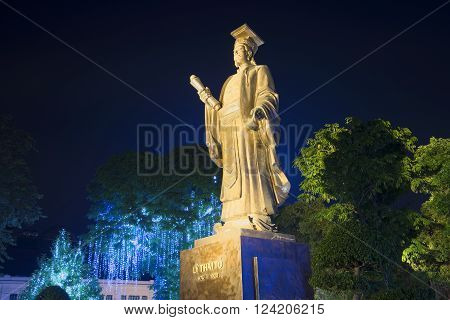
left=180, top=229, right=313, bottom=300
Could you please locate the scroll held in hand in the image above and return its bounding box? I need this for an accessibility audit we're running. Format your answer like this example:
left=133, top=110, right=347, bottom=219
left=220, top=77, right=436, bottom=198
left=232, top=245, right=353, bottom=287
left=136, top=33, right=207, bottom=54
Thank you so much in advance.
left=190, top=75, right=221, bottom=111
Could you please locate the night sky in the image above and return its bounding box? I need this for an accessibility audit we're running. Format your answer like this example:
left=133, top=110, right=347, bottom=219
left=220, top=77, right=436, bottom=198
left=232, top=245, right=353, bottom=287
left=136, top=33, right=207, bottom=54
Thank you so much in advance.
left=1, top=0, right=449, bottom=275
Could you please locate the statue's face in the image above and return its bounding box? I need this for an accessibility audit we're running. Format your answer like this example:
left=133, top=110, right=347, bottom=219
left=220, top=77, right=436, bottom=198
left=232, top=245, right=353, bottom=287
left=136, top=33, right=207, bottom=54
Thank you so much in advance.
left=233, top=44, right=249, bottom=67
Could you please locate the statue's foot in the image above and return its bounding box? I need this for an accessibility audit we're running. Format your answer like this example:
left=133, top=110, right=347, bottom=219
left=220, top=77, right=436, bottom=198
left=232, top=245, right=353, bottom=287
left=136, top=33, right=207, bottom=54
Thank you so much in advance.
left=213, top=222, right=224, bottom=234
left=214, top=215, right=277, bottom=234
left=248, top=215, right=278, bottom=232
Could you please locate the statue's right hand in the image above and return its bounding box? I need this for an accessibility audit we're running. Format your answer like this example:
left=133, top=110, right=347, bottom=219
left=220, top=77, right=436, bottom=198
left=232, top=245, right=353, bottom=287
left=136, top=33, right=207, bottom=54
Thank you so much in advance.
left=198, top=87, right=212, bottom=103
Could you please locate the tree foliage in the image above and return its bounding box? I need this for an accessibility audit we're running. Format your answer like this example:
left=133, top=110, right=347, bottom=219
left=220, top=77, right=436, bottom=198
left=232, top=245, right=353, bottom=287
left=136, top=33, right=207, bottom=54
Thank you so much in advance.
left=21, top=229, right=101, bottom=300
left=86, top=145, right=220, bottom=231
left=0, top=115, right=42, bottom=265
left=290, top=118, right=433, bottom=299
left=402, top=137, right=449, bottom=298
left=295, top=117, right=416, bottom=206
left=276, top=199, right=325, bottom=246
left=85, top=145, right=221, bottom=299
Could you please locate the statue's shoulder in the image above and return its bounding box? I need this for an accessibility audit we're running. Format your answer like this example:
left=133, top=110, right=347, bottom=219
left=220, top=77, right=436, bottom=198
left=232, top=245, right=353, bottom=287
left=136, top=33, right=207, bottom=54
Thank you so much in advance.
left=222, top=75, right=233, bottom=88
left=219, top=75, right=234, bottom=100
left=254, top=64, right=270, bottom=73
left=224, top=74, right=234, bottom=82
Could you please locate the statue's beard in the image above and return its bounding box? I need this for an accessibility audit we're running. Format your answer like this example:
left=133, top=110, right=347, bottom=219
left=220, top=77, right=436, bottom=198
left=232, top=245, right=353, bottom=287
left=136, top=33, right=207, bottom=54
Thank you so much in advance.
left=234, top=59, right=246, bottom=68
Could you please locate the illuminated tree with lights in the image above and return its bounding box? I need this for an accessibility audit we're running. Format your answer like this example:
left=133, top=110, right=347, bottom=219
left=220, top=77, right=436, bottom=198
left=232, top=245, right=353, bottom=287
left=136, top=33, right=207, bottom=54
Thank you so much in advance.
left=85, top=145, right=221, bottom=299
left=21, top=229, right=101, bottom=300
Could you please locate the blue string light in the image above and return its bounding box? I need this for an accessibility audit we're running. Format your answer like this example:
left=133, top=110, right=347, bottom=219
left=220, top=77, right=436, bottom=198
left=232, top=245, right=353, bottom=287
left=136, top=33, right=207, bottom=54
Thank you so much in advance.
left=87, top=190, right=220, bottom=299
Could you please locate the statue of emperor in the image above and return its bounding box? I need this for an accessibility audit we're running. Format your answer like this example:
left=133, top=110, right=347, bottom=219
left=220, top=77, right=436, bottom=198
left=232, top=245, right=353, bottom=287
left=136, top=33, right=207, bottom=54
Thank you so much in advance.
left=194, top=24, right=290, bottom=233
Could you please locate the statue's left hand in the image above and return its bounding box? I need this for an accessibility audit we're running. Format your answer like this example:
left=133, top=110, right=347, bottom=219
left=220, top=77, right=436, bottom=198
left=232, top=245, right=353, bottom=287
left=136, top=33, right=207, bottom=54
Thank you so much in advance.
left=252, top=107, right=266, bottom=120
left=247, top=107, right=266, bottom=131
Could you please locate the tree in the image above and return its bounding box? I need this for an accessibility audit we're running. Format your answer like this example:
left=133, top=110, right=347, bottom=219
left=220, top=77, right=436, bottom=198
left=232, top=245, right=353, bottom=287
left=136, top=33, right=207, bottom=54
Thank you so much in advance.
left=402, top=137, right=449, bottom=298
left=21, top=229, right=101, bottom=300
left=85, top=145, right=221, bottom=299
left=0, top=115, right=42, bottom=265
left=276, top=199, right=325, bottom=247
left=292, top=117, right=432, bottom=299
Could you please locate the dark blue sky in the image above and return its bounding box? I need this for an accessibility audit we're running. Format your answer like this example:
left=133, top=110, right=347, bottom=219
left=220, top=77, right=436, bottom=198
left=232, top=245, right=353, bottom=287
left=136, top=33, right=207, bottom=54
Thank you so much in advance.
left=1, top=0, right=449, bottom=275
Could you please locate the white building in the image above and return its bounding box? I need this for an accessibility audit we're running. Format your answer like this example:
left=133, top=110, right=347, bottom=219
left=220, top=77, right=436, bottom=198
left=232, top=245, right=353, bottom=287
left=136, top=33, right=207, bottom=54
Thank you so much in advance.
left=98, top=279, right=154, bottom=300
left=0, top=275, right=154, bottom=300
left=0, top=276, right=29, bottom=300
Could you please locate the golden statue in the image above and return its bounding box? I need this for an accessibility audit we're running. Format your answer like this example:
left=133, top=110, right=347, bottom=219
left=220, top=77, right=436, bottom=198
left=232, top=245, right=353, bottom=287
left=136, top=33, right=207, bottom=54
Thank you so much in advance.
left=190, top=24, right=290, bottom=232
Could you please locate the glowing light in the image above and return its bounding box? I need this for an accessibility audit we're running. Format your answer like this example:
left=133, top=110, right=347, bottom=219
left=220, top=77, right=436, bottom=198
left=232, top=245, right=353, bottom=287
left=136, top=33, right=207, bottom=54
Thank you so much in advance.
left=21, top=230, right=101, bottom=300
left=87, top=190, right=221, bottom=299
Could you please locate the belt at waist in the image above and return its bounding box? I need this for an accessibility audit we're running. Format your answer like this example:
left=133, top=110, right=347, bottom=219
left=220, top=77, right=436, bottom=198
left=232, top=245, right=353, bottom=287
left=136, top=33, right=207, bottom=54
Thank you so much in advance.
left=219, top=103, right=240, bottom=119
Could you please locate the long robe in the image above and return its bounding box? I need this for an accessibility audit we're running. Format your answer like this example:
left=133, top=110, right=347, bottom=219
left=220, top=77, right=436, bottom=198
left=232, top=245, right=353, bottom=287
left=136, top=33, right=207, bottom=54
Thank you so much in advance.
left=205, top=64, right=290, bottom=223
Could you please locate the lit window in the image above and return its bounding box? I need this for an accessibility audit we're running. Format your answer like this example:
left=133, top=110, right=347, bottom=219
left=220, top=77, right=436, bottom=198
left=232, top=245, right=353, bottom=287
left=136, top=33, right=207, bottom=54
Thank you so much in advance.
left=106, top=295, right=113, bottom=300
left=9, top=294, right=18, bottom=300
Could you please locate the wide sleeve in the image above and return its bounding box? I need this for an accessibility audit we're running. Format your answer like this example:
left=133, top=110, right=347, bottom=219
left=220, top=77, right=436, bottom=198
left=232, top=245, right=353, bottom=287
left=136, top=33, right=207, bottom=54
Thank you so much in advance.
left=255, top=66, right=291, bottom=205
left=255, top=65, right=279, bottom=113
left=254, top=65, right=281, bottom=145
left=205, top=104, right=222, bottom=168
left=204, top=76, right=232, bottom=168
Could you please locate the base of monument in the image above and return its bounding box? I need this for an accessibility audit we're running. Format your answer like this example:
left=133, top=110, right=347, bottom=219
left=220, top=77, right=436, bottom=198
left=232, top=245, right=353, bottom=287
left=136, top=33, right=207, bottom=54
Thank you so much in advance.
left=180, top=228, right=313, bottom=299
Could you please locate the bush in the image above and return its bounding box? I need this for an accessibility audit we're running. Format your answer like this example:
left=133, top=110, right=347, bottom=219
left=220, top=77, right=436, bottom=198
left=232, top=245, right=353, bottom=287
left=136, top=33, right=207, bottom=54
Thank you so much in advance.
left=35, top=286, right=70, bottom=300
